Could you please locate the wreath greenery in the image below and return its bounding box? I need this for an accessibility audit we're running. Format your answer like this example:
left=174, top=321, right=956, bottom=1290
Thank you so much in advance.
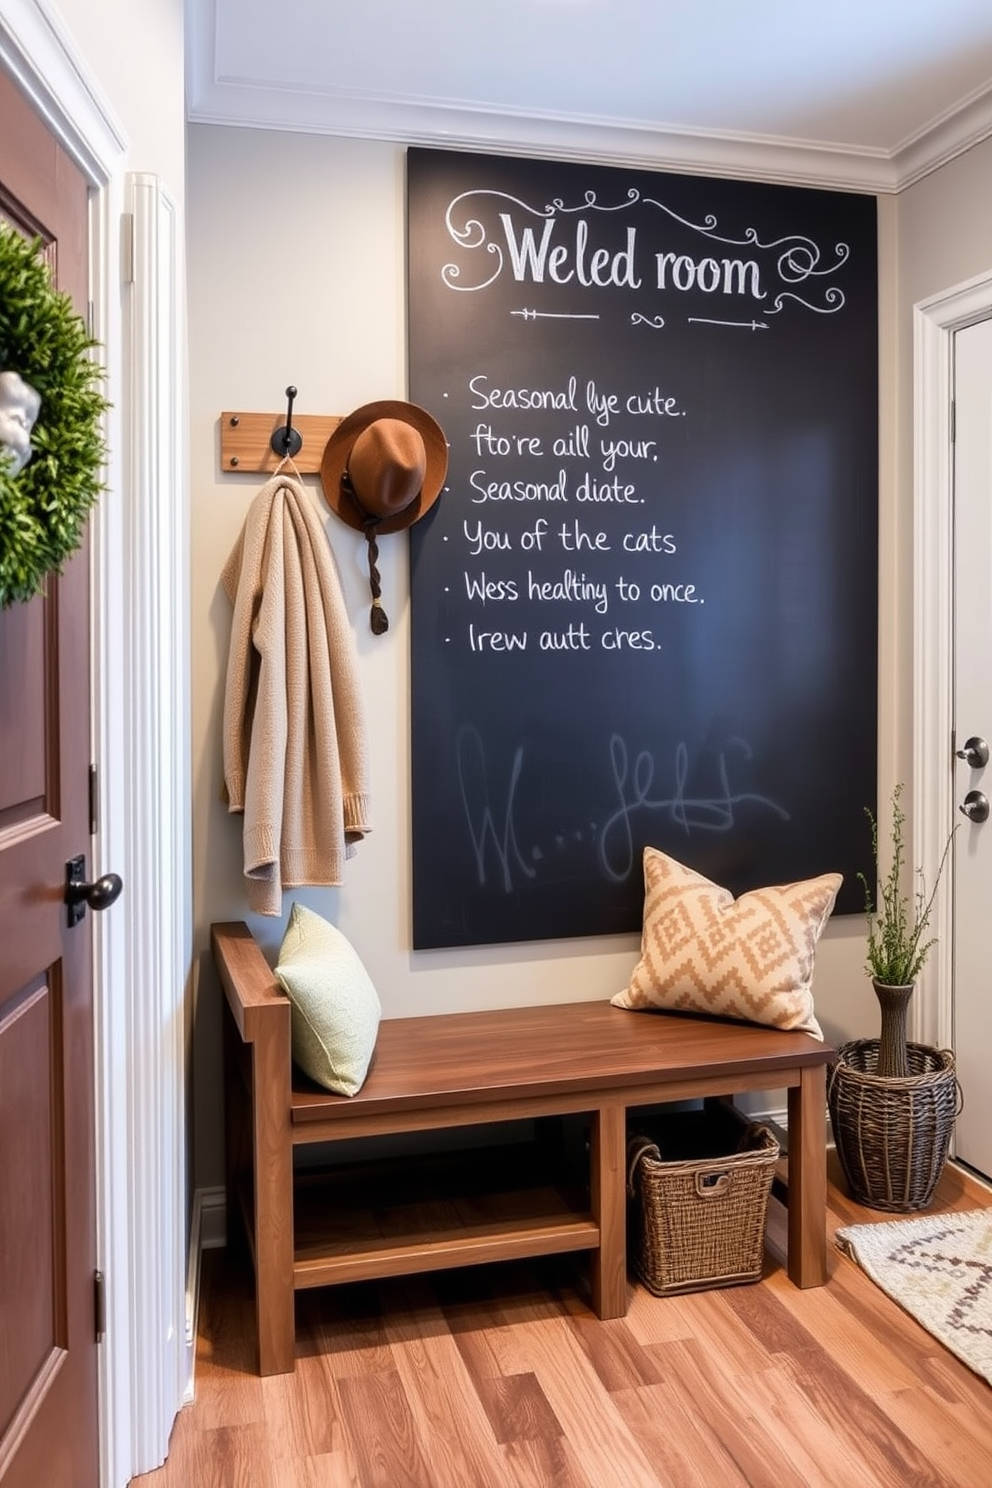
left=0, top=220, right=108, bottom=608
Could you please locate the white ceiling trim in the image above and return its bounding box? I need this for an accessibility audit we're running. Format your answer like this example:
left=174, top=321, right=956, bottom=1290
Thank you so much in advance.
left=185, top=7, right=992, bottom=197
left=890, top=83, right=992, bottom=191
left=185, top=92, right=894, bottom=195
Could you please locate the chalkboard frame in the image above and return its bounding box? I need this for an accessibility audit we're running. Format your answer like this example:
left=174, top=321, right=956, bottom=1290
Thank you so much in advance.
left=406, top=147, right=878, bottom=951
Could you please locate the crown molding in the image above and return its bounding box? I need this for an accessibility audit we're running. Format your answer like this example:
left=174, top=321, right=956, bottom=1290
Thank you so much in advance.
left=186, top=81, right=899, bottom=194
left=891, top=82, right=992, bottom=190
left=186, top=1, right=992, bottom=196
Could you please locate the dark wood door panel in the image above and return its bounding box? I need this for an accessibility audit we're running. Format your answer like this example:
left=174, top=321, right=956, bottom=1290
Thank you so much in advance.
left=0, top=62, right=98, bottom=1488
left=0, top=830, right=67, bottom=997
left=0, top=69, right=86, bottom=306
left=0, top=598, right=55, bottom=828
left=0, top=981, right=62, bottom=1446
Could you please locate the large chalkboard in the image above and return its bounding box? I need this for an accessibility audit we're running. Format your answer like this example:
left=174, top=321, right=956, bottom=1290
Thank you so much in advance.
left=406, top=147, right=877, bottom=950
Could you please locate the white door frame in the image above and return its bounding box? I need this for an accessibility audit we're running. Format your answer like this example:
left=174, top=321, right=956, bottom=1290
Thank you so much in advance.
left=913, top=267, right=992, bottom=1054
left=0, top=5, right=190, bottom=1485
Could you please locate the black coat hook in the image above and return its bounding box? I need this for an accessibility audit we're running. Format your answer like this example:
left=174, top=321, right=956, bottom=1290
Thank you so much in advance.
left=271, top=385, right=303, bottom=459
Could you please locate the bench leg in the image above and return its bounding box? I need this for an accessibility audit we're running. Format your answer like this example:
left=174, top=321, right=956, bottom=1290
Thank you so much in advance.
left=252, top=1037, right=296, bottom=1374
left=786, top=1062, right=828, bottom=1287
left=588, top=1100, right=627, bottom=1318
left=223, top=1006, right=248, bottom=1257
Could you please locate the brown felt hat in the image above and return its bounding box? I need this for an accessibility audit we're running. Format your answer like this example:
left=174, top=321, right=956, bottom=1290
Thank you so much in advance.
left=320, top=400, right=448, bottom=536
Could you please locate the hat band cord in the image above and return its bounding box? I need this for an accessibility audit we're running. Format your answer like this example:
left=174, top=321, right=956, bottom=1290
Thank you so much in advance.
left=342, top=469, right=389, bottom=636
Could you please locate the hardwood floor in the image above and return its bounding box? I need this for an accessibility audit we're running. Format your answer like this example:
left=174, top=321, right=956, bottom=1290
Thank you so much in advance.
left=133, top=1157, right=992, bottom=1488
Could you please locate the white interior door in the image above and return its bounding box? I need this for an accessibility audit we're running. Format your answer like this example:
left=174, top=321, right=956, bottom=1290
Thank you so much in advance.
left=952, top=315, right=992, bottom=1182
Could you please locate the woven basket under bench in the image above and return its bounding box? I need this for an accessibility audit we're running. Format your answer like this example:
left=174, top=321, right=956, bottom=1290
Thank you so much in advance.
left=626, top=1103, right=780, bottom=1296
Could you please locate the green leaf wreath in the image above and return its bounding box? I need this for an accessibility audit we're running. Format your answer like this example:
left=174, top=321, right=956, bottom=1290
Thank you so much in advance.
left=0, top=221, right=108, bottom=607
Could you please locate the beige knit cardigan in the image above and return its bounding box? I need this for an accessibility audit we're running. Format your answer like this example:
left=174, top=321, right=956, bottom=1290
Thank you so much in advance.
left=222, top=465, right=371, bottom=915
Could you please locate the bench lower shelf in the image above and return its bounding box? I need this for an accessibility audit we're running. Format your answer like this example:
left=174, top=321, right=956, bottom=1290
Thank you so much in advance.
left=237, top=1140, right=600, bottom=1292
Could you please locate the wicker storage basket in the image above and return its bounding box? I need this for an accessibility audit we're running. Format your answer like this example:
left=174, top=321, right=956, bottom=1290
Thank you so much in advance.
left=828, top=1039, right=962, bottom=1213
left=626, top=1105, right=779, bottom=1296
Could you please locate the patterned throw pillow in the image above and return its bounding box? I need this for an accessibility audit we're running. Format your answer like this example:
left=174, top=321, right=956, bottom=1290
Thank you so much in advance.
left=611, top=848, right=841, bottom=1038
left=275, top=902, right=381, bottom=1095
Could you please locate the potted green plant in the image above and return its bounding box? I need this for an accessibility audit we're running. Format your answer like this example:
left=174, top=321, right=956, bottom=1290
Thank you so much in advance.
left=828, top=784, right=961, bottom=1212
left=860, top=782, right=952, bottom=1077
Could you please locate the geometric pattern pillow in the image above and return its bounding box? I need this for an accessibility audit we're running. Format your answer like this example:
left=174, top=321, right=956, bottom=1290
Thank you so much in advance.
left=611, top=847, right=841, bottom=1039
left=275, top=902, right=381, bottom=1096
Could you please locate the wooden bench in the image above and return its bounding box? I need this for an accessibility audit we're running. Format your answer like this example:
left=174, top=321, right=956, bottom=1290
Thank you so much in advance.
left=213, top=920, right=834, bottom=1376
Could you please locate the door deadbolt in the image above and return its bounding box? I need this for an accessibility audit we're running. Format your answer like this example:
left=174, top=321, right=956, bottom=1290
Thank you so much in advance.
left=956, top=736, right=989, bottom=769
left=960, top=790, right=990, bottom=824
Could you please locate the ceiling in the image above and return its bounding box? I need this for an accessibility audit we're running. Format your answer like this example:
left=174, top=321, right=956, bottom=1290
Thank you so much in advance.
left=186, top=0, right=992, bottom=192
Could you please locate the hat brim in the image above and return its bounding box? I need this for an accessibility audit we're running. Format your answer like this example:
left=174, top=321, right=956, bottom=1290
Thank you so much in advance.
left=320, top=399, right=448, bottom=535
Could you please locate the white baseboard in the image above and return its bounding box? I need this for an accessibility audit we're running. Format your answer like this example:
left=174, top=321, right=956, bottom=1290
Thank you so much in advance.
left=183, top=1186, right=226, bottom=1404
left=743, top=1101, right=842, bottom=1153
left=747, top=1101, right=787, bottom=1131
left=199, top=1185, right=227, bottom=1250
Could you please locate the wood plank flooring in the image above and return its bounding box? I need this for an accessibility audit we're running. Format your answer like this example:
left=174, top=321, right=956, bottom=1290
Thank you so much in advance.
left=133, top=1157, right=992, bottom=1488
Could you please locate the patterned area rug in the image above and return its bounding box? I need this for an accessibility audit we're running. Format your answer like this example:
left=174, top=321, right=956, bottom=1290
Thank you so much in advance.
left=836, top=1208, right=992, bottom=1384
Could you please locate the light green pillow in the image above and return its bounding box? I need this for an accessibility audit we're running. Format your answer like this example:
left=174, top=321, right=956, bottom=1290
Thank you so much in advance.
left=275, top=903, right=381, bottom=1096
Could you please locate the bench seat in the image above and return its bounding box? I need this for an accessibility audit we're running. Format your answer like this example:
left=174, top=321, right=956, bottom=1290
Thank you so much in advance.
left=213, top=920, right=833, bottom=1376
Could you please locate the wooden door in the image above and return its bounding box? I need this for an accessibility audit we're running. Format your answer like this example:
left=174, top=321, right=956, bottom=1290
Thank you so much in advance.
left=952, top=315, right=992, bottom=1183
left=0, top=66, right=100, bottom=1488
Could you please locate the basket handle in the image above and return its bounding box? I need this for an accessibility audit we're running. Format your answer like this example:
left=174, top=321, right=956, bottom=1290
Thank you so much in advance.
left=626, top=1134, right=661, bottom=1197
left=827, top=1060, right=842, bottom=1103
left=933, top=1052, right=967, bottom=1118
left=736, top=1120, right=775, bottom=1154
left=695, top=1169, right=732, bottom=1199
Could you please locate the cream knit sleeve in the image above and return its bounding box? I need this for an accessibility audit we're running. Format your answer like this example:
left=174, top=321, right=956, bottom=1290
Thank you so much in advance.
left=293, top=486, right=372, bottom=844
left=220, top=518, right=256, bottom=813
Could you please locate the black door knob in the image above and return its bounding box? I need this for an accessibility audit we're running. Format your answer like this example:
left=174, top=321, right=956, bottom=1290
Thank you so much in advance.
left=956, top=736, right=989, bottom=769
left=65, top=854, right=124, bottom=926
left=959, top=790, right=990, bottom=825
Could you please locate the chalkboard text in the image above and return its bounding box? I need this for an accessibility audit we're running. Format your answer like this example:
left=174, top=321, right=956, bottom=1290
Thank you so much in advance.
left=442, top=184, right=851, bottom=320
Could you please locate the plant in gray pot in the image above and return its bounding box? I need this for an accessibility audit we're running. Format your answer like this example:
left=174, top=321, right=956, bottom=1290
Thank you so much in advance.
left=828, top=784, right=961, bottom=1212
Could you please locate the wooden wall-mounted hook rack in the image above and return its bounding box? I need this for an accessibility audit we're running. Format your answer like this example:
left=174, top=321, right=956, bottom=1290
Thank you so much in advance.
left=220, top=409, right=343, bottom=475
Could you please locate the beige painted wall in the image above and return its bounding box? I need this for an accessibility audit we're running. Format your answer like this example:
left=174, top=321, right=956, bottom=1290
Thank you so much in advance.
left=188, top=124, right=893, bottom=1187
left=894, top=136, right=992, bottom=690
left=898, top=138, right=992, bottom=306
left=55, top=0, right=185, bottom=188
